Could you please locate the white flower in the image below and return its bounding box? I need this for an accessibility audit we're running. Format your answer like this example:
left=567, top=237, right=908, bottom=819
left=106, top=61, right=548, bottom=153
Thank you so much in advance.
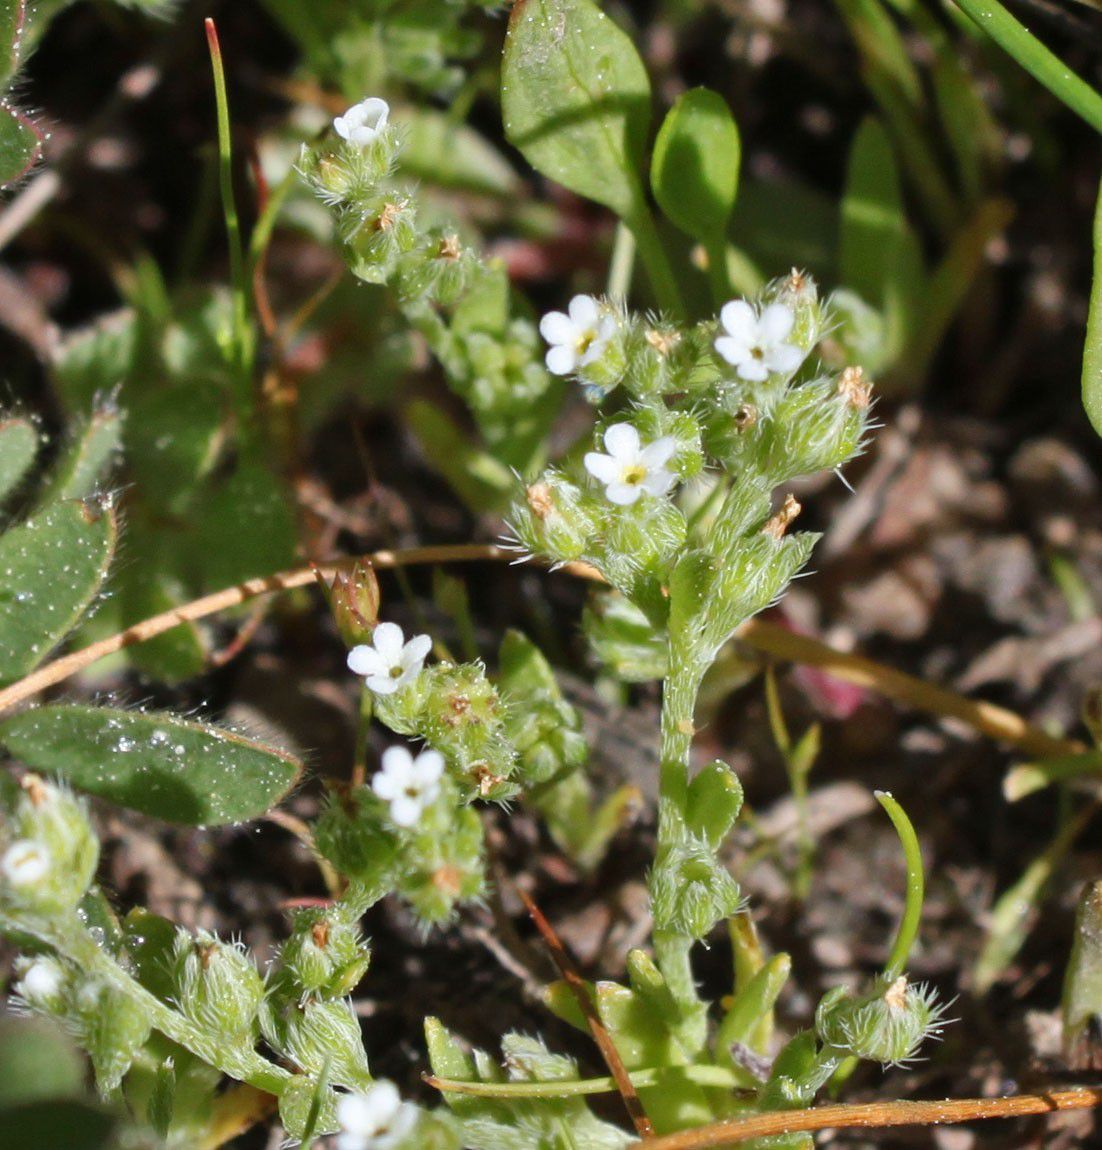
left=715, top=299, right=804, bottom=382
left=371, top=746, right=445, bottom=828
left=15, top=956, right=65, bottom=1006
left=584, top=423, right=677, bottom=506
left=1, top=840, right=50, bottom=888
left=333, top=98, right=390, bottom=147
left=348, top=623, right=432, bottom=696
left=539, top=295, right=617, bottom=376
left=335, top=1080, right=419, bottom=1150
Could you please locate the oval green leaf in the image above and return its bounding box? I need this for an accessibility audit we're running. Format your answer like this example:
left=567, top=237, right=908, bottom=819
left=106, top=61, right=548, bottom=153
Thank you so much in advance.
left=502, top=0, right=650, bottom=219
left=651, top=87, right=740, bottom=243
left=0, top=705, right=302, bottom=824
left=0, top=499, right=117, bottom=683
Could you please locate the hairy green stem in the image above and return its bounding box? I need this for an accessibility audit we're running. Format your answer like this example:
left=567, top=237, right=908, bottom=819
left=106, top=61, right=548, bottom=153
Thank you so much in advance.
left=41, top=917, right=291, bottom=1096
left=431, top=1063, right=745, bottom=1099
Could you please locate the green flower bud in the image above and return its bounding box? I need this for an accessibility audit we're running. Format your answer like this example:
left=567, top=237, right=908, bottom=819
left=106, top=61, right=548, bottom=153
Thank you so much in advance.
left=299, top=122, right=400, bottom=211
left=314, top=788, right=400, bottom=890
left=398, top=803, right=486, bottom=925
left=13, top=954, right=69, bottom=1013
left=275, top=910, right=372, bottom=1001
left=73, top=979, right=153, bottom=1094
left=498, top=631, right=587, bottom=787
left=278, top=1073, right=339, bottom=1140
left=650, top=837, right=743, bottom=940
left=170, top=929, right=264, bottom=1044
left=508, top=473, right=597, bottom=566
left=596, top=497, right=687, bottom=605
left=346, top=196, right=420, bottom=284
left=261, top=997, right=371, bottom=1090
left=815, top=975, right=947, bottom=1066
left=1, top=776, right=98, bottom=915
left=770, top=268, right=825, bottom=354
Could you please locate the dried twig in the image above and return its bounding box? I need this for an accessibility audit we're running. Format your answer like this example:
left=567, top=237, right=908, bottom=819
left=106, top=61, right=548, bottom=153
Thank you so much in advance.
left=639, top=1086, right=1102, bottom=1149
left=518, top=889, right=654, bottom=1139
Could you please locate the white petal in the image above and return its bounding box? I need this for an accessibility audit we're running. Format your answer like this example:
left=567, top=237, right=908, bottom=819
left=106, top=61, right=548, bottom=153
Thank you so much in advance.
left=545, top=345, right=577, bottom=376
left=371, top=622, right=404, bottom=663
left=736, top=358, right=770, bottom=382
left=584, top=451, right=621, bottom=484
left=358, top=97, right=390, bottom=132
left=764, top=342, right=804, bottom=374
left=642, top=468, right=675, bottom=497
left=539, top=311, right=575, bottom=345
left=606, top=482, right=643, bottom=505
left=389, top=795, right=423, bottom=827
left=603, top=422, right=640, bottom=461
left=366, top=673, right=400, bottom=696
left=350, top=124, right=379, bottom=146
left=411, top=749, right=445, bottom=785
left=348, top=645, right=387, bottom=677
left=337, top=1093, right=379, bottom=1137
left=401, top=633, right=433, bottom=667
left=714, top=335, right=752, bottom=367
left=759, top=302, right=795, bottom=344
left=380, top=745, right=414, bottom=775
left=719, top=299, right=757, bottom=341
left=639, top=436, right=677, bottom=468
left=372, top=772, right=402, bottom=801
left=333, top=115, right=351, bottom=140
left=567, top=294, right=599, bottom=329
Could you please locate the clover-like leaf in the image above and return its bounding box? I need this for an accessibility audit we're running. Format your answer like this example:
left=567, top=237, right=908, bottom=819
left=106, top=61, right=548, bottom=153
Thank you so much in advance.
left=0, top=705, right=302, bottom=824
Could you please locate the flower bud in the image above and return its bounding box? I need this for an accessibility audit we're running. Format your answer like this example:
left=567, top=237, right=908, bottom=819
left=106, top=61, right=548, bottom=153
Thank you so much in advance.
left=815, top=975, right=946, bottom=1066
left=397, top=803, right=485, bottom=925
left=275, top=910, right=371, bottom=1001
left=1, top=776, right=98, bottom=915
left=508, top=473, right=597, bottom=566
left=316, top=562, right=380, bottom=648
left=261, top=997, right=371, bottom=1090
left=73, top=979, right=153, bottom=1094
left=650, top=838, right=743, bottom=940
left=347, top=197, right=420, bottom=285
left=170, top=929, right=264, bottom=1044
left=13, top=954, right=69, bottom=1012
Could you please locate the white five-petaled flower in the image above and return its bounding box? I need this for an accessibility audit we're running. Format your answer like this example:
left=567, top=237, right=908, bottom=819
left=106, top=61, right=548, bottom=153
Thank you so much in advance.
left=372, top=746, right=445, bottom=828
left=348, top=623, right=432, bottom=696
left=333, top=97, right=391, bottom=147
left=1, top=840, right=50, bottom=888
left=715, top=299, right=804, bottom=382
left=335, top=1080, right=419, bottom=1150
left=539, top=295, right=617, bottom=376
left=584, top=423, right=677, bottom=506
left=15, top=956, right=65, bottom=1005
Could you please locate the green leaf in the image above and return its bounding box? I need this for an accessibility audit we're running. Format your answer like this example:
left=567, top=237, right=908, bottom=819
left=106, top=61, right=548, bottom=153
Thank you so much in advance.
left=0, top=1101, right=115, bottom=1150
left=36, top=407, right=124, bottom=506
left=502, top=0, right=650, bottom=219
left=0, top=705, right=302, bottom=824
left=0, top=416, right=38, bottom=504
left=1084, top=174, right=1102, bottom=438
left=0, top=1017, right=85, bottom=1108
left=0, top=2, right=23, bottom=85
left=0, top=499, right=117, bottom=683
left=407, top=400, right=515, bottom=513
left=0, top=102, right=40, bottom=188
left=127, top=381, right=225, bottom=515
left=651, top=88, right=740, bottom=243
